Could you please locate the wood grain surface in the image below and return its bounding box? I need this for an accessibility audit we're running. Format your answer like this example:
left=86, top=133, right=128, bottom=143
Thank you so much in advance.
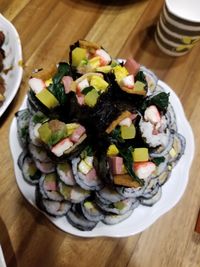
left=0, top=1, right=200, bottom=266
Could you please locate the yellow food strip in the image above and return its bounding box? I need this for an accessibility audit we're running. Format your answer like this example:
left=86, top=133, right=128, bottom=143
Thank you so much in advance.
left=113, top=174, right=141, bottom=188
left=72, top=47, right=87, bottom=67
left=90, top=75, right=109, bottom=92
left=106, top=111, right=131, bottom=134
left=36, top=89, right=59, bottom=108
left=113, top=65, right=129, bottom=82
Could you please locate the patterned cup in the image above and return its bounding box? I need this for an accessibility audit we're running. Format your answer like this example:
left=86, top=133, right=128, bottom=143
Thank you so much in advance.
left=155, top=0, right=200, bottom=56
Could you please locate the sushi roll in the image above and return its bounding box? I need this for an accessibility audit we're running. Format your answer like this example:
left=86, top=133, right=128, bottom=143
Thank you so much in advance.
left=140, top=65, right=158, bottom=95
left=28, top=141, right=56, bottom=173
left=96, top=197, right=137, bottom=215
left=18, top=152, right=42, bottom=185
left=69, top=40, right=112, bottom=75
left=95, top=186, right=125, bottom=205
left=139, top=103, right=175, bottom=157
left=56, top=161, right=76, bottom=186
left=139, top=186, right=162, bottom=207
left=58, top=181, right=90, bottom=203
left=63, top=72, right=111, bottom=120
left=28, top=111, right=49, bottom=147
left=16, top=109, right=31, bottom=148
left=72, top=147, right=103, bottom=191
left=66, top=204, right=98, bottom=231
left=35, top=119, right=87, bottom=160
left=111, top=58, right=148, bottom=96
left=35, top=187, right=71, bottom=217
left=27, top=62, right=72, bottom=115
left=28, top=143, right=52, bottom=163
left=116, top=184, right=146, bottom=198
left=39, top=173, right=63, bottom=201
left=81, top=199, right=105, bottom=222
left=102, top=209, right=134, bottom=225
left=168, top=133, right=186, bottom=167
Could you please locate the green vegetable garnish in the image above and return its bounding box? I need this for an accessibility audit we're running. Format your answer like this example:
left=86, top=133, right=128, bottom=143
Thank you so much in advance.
left=118, top=146, right=144, bottom=186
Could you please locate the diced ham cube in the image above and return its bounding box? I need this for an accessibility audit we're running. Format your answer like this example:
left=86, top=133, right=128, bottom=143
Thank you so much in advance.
left=62, top=76, right=73, bottom=94
left=109, top=156, right=123, bottom=175
left=124, top=58, right=140, bottom=76
left=70, top=125, right=86, bottom=143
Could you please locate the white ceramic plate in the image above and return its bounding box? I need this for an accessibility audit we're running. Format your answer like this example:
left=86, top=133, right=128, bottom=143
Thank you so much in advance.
left=0, top=13, right=23, bottom=117
left=9, top=80, right=194, bottom=237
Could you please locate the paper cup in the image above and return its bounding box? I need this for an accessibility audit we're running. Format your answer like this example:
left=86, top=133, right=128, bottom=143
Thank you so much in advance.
left=155, top=0, right=200, bottom=56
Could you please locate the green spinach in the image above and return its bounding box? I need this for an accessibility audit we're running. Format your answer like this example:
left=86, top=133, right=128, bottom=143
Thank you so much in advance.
left=48, top=62, right=72, bottom=105
left=118, top=146, right=144, bottom=186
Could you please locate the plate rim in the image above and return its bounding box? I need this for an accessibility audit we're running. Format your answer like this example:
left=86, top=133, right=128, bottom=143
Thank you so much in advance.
left=9, top=80, right=195, bottom=238
left=0, top=13, right=23, bottom=117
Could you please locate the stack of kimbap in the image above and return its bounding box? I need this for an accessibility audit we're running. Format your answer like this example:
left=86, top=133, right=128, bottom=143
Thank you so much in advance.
left=16, top=40, right=186, bottom=231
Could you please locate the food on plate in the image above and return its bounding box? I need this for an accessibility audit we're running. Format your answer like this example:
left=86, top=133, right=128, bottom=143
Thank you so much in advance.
left=0, top=30, right=5, bottom=105
left=16, top=40, right=186, bottom=231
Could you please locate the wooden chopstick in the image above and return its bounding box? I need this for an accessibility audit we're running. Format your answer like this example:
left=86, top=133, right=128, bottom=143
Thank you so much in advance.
left=195, top=208, right=200, bottom=233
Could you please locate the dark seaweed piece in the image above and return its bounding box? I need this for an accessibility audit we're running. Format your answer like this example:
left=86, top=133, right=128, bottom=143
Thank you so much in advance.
left=107, top=72, right=146, bottom=110
left=80, top=145, right=93, bottom=158
left=91, top=95, right=121, bottom=133
left=97, top=151, right=112, bottom=185
left=32, top=111, right=49, bottom=124
left=60, top=91, right=90, bottom=124
left=53, top=62, right=71, bottom=84
left=149, top=92, right=170, bottom=113
left=48, top=62, right=72, bottom=106
left=17, top=151, right=28, bottom=170
left=82, top=86, right=94, bottom=95
left=110, top=126, right=125, bottom=144
left=140, top=92, right=170, bottom=114
left=151, top=157, right=165, bottom=166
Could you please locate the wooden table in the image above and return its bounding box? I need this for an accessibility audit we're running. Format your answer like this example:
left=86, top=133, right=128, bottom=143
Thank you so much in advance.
left=0, top=0, right=200, bottom=266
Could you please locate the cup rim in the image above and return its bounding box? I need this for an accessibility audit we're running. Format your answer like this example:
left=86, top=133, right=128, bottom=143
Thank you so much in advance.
left=166, top=0, right=200, bottom=23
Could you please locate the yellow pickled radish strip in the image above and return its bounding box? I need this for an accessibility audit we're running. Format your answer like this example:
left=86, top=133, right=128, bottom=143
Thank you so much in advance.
left=132, top=148, right=149, bottom=162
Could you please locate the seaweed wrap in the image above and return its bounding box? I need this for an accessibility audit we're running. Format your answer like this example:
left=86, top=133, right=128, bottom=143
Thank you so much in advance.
left=34, top=119, right=87, bottom=161
left=18, top=152, right=42, bottom=185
